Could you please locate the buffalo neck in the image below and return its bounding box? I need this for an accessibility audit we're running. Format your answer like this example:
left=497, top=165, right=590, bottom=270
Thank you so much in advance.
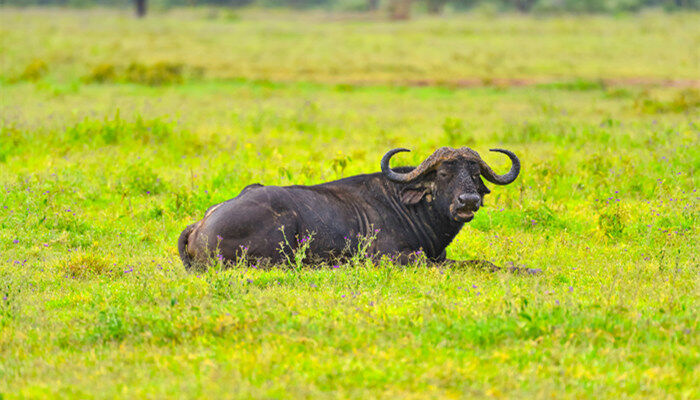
left=380, top=178, right=465, bottom=259
left=316, top=171, right=466, bottom=260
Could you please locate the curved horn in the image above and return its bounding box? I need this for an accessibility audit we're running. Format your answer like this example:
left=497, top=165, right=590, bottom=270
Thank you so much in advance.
left=479, top=148, right=520, bottom=185
left=381, top=148, right=412, bottom=182
left=382, top=147, right=457, bottom=183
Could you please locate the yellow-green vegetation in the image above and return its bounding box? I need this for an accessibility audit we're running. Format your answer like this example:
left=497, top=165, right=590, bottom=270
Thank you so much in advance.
left=1, top=8, right=698, bottom=399
left=2, top=8, right=700, bottom=83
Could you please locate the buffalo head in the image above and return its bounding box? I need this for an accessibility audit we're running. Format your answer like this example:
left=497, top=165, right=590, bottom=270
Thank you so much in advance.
left=381, top=147, right=520, bottom=222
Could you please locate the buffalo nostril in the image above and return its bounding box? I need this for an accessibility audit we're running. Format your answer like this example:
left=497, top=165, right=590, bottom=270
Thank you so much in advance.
left=458, top=194, right=481, bottom=209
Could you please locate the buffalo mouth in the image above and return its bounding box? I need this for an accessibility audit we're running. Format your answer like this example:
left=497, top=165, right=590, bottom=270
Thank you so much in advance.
left=453, top=207, right=475, bottom=222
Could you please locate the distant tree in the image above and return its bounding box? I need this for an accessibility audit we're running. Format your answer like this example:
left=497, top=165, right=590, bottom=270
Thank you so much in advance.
left=389, top=0, right=411, bottom=19
left=668, top=0, right=700, bottom=8
left=207, top=0, right=256, bottom=7
left=507, top=0, right=537, bottom=12
left=426, top=0, right=448, bottom=13
left=449, top=0, right=480, bottom=11
left=135, top=0, right=146, bottom=17
left=367, top=0, right=379, bottom=11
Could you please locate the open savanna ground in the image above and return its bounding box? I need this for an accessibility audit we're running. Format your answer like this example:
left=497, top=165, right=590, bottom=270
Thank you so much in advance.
left=1, top=8, right=699, bottom=399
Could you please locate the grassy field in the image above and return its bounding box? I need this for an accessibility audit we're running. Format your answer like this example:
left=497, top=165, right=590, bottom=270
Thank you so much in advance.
left=1, top=8, right=699, bottom=399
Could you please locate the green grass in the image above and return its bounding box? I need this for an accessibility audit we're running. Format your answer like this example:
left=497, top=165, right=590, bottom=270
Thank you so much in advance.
left=1, top=8, right=699, bottom=399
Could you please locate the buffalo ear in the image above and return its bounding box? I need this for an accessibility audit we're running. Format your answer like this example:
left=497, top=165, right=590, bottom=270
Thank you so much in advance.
left=400, top=186, right=429, bottom=205
left=477, top=178, right=491, bottom=195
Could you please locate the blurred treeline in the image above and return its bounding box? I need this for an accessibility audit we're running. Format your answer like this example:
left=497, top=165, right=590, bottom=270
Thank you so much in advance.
left=4, top=0, right=699, bottom=13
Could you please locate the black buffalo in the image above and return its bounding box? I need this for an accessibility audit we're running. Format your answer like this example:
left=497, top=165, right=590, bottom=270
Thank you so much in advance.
left=178, top=147, right=520, bottom=270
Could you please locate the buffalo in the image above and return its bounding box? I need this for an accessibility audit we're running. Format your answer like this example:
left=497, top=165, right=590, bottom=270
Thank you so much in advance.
left=178, top=147, right=520, bottom=270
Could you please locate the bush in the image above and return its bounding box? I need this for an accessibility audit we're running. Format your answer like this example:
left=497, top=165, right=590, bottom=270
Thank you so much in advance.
left=124, top=62, right=184, bottom=86
left=17, top=59, right=49, bottom=82
left=83, top=62, right=186, bottom=86
left=83, top=63, right=118, bottom=83
left=634, top=89, right=700, bottom=114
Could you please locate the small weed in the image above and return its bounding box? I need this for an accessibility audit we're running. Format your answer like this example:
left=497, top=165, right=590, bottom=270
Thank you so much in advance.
left=0, top=123, right=23, bottom=162
left=120, top=163, right=167, bottom=196
left=604, top=87, right=634, bottom=99
left=331, top=153, right=352, bottom=177
left=91, top=307, right=130, bottom=342
left=63, top=252, right=118, bottom=279
left=597, top=205, right=627, bottom=239
left=334, top=83, right=357, bottom=92
left=204, top=251, right=250, bottom=299
left=584, top=153, right=613, bottom=176
left=522, top=205, right=565, bottom=230
left=0, top=274, right=21, bottom=326
left=279, top=227, right=314, bottom=270
left=345, top=229, right=379, bottom=267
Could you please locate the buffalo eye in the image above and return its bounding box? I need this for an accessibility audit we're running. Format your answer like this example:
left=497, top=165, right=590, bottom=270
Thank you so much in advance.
left=438, top=171, right=449, bottom=179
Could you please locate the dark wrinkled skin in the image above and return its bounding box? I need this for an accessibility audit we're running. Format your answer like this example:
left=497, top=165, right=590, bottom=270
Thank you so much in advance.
left=179, top=152, right=528, bottom=272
